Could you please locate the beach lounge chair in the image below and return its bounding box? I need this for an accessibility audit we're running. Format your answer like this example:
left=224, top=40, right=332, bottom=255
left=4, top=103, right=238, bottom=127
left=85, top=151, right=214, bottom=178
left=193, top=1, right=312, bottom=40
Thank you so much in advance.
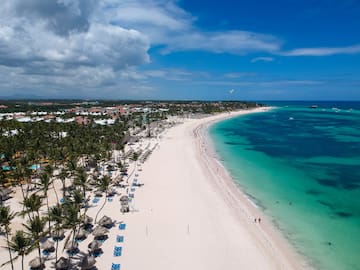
left=118, top=223, right=126, bottom=230
left=113, top=246, right=122, bottom=256
left=111, top=263, right=121, bottom=270
left=116, top=235, right=124, bottom=243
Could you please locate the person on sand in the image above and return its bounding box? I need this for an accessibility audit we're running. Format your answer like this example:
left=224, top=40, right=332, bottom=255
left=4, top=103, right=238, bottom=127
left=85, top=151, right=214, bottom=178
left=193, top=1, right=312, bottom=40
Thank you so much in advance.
left=258, top=218, right=261, bottom=223
left=254, top=218, right=257, bottom=223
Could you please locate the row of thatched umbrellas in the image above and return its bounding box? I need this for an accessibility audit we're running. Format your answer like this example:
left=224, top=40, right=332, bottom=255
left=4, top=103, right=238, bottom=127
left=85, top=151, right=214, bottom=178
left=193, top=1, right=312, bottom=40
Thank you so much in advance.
left=29, top=215, right=115, bottom=269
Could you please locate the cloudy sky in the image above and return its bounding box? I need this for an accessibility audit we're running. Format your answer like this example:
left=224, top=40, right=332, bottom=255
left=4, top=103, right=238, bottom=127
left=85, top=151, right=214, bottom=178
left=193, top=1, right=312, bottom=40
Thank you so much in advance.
left=0, top=0, right=359, bottom=100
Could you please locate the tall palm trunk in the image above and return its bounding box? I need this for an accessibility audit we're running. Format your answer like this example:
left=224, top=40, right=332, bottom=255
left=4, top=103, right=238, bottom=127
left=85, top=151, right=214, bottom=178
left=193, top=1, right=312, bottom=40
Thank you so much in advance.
left=36, top=235, right=41, bottom=264
left=5, top=227, right=14, bottom=270
left=53, top=179, right=59, bottom=202
left=94, top=192, right=107, bottom=224
left=61, top=179, right=66, bottom=198
left=46, top=195, right=51, bottom=232
left=55, top=235, right=59, bottom=262
left=68, top=227, right=77, bottom=264
left=21, top=254, right=24, bottom=270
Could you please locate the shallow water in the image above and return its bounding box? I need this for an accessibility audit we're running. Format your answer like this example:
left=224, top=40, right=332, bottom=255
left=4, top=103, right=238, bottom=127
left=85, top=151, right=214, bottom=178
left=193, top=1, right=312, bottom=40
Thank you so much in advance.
left=210, top=102, right=360, bottom=270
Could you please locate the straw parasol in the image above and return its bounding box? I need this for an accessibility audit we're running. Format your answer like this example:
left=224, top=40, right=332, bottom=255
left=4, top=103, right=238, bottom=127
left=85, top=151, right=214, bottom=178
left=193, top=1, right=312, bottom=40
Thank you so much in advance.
left=120, top=195, right=129, bottom=202
left=94, top=190, right=103, bottom=197
left=121, top=205, right=129, bottom=213
left=92, top=226, right=108, bottom=239
left=52, top=229, right=65, bottom=240
left=41, top=239, right=55, bottom=251
left=83, top=215, right=93, bottom=225
left=98, top=215, right=113, bottom=227
left=107, top=188, right=116, bottom=196
left=65, top=241, right=78, bottom=251
left=75, top=228, right=87, bottom=240
left=88, top=240, right=102, bottom=252
left=1, top=187, right=12, bottom=195
left=78, top=255, right=96, bottom=270
left=93, top=226, right=108, bottom=239
left=29, top=257, right=44, bottom=269
left=55, top=257, right=70, bottom=270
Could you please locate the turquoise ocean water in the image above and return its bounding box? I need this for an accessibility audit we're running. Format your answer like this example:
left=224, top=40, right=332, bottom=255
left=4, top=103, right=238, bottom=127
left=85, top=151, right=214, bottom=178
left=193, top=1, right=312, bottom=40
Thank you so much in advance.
left=210, top=101, right=360, bottom=270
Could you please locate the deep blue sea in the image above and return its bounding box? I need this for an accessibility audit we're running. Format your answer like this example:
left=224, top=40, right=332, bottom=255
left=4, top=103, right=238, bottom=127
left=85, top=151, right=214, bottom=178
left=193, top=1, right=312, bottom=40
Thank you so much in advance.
left=210, top=101, right=360, bottom=270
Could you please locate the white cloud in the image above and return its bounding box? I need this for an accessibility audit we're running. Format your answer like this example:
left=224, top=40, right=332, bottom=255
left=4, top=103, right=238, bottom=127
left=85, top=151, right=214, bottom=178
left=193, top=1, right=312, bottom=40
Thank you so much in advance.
left=251, top=56, right=274, bottom=63
left=280, top=45, right=360, bottom=56
left=223, top=72, right=257, bottom=79
left=103, top=0, right=281, bottom=55
left=0, top=0, right=359, bottom=99
left=0, top=0, right=151, bottom=97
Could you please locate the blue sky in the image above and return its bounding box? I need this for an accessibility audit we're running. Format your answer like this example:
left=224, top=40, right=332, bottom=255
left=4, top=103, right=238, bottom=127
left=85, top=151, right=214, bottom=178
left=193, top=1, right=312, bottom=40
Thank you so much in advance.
left=0, top=0, right=359, bottom=100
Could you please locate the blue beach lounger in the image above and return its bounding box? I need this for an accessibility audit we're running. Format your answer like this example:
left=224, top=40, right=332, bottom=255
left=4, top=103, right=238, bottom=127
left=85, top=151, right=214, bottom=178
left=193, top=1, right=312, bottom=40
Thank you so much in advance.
left=116, top=235, right=124, bottom=242
left=111, top=263, right=121, bottom=270
left=113, top=246, right=122, bottom=256
left=118, top=223, right=126, bottom=230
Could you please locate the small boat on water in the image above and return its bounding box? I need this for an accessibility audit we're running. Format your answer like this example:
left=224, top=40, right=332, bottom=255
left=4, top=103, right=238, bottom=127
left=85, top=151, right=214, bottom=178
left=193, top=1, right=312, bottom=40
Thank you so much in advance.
left=309, top=105, right=318, bottom=109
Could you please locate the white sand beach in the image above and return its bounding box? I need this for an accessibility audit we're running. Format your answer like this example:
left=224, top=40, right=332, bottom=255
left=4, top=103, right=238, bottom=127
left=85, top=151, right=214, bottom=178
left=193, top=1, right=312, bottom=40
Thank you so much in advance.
left=116, top=108, right=310, bottom=270
left=0, top=108, right=311, bottom=270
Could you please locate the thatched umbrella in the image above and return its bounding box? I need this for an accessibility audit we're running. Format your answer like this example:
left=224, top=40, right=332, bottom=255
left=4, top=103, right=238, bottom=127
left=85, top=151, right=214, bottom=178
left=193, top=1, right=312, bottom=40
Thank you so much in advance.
left=94, top=190, right=103, bottom=197
left=107, top=188, right=116, bottom=196
left=98, top=215, right=113, bottom=227
left=41, top=239, right=55, bottom=251
left=65, top=241, right=78, bottom=251
left=75, top=228, right=87, bottom=240
left=1, top=187, right=12, bottom=195
left=92, top=226, right=108, bottom=239
left=88, top=240, right=102, bottom=252
left=55, top=257, right=70, bottom=270
left=120, top=195, right=129, bottom=202
left=52, top=229, right=65, bottom=240
left=121, top=205, right=129, bottom=213
left=29, top=257, right=44, bottom=269
left=83, top=215, right=93, bottom=225
left=0, top=189, right=11, bottom=201
left=78, top=255, right=96, bottom=269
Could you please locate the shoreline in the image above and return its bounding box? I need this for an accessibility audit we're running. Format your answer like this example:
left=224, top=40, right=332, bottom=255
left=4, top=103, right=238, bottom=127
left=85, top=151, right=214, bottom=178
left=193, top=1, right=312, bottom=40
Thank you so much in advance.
left=194, top=107, right=312, bottom=269
left=119, top=107, right=312, bottom=269
left=0, top=107, right=313, bottom=270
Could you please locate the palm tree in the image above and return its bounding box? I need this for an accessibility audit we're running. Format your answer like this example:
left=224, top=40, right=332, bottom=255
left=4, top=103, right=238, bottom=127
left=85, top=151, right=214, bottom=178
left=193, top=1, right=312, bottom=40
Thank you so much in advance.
left=22, top=194, right=42, bottom=221
left=39, top=172, right=52, bottom=231
left=24, top=215, right=46, bottom=265
left=48, top=204, right=63, bottom=262
left=62, top=202, right=80, bottom=263
left=44, top=164, right=59, bottom=202
left=7, top=230, right=33, bottom=270
left=59, top=168, right=68, bottom=198
left=94, top=175, right=111, bottom=223
left=74, top=167, right=88, bottom=198
left=0, top=206, right=16, bottom=270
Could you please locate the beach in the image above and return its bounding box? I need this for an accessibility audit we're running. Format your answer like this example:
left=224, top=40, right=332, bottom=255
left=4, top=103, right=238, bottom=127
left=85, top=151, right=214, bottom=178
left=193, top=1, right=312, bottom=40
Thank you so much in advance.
left=0, top=107, right=310, bottom=270
left=118, top=107, right=309, bottom=270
